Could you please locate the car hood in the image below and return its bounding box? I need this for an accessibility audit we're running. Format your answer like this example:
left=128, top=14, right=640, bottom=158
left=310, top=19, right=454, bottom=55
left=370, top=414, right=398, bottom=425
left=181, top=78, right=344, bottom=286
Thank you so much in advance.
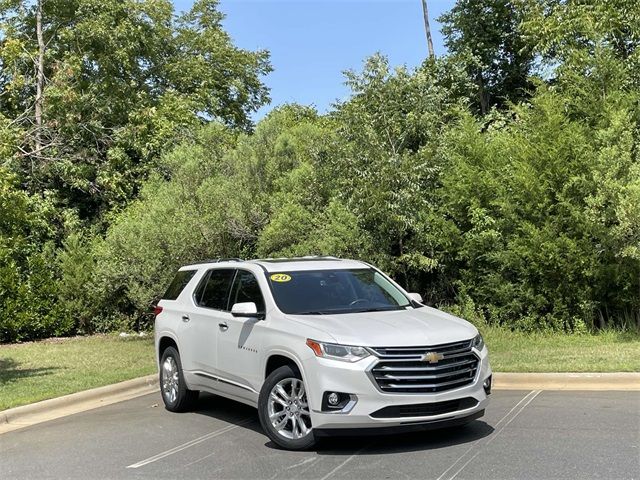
left=285, top=306, right=477, bottom=347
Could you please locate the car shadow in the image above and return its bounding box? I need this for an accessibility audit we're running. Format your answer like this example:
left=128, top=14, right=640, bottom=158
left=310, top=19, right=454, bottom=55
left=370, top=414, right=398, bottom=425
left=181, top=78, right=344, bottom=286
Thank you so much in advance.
left=0, top=358, right=59, bottom=385
left=191, top=393, right=494, bottom=454
left=191, top=393, right=264, bottom=435
left=312, top=420, right=494, bottom=455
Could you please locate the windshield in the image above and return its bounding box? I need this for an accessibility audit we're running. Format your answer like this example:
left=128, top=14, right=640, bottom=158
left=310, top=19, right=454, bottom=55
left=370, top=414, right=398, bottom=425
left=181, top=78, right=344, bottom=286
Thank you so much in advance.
left=267, top=268, right=412, bottom=315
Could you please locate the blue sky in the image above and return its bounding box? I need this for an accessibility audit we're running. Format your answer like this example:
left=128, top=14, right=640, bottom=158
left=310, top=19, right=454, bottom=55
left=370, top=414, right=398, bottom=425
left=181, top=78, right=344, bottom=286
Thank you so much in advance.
left=173, top=0, right=455, bottom=119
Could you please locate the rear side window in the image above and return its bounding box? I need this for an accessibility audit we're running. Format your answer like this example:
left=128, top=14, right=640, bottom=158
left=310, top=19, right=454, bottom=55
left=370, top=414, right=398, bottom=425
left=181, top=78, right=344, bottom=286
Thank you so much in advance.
left=194, top=269, right=236, bottom=310
left=229, top=270, right=265, bottom=313
left=163, top=270, right=196, bottom=300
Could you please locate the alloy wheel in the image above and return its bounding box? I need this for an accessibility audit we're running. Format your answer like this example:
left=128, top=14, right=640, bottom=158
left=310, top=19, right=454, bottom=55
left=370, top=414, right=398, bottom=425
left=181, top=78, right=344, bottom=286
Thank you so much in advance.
left=267, top=378, right=312, bottom=439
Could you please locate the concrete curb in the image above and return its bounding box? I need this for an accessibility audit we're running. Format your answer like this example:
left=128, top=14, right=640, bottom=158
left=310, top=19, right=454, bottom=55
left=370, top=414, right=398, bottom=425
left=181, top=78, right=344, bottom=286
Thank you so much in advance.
left=493, top=372, right=640, bottom=391
left=1, top=372, right=638, bottom=435
left=0, top=374, right=158, bottom=435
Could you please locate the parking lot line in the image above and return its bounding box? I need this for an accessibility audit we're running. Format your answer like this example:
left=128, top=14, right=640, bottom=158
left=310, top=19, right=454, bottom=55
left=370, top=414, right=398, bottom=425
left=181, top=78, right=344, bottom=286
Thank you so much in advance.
left=125, top=417, right=254, bottom=469
left=436, top=390, right=542, bottom=480
left=319, top=444, right=371, bottom=480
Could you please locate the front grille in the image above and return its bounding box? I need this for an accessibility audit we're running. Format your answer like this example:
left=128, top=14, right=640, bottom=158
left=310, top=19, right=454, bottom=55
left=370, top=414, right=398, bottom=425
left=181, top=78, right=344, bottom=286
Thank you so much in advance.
left=370, top=397, right=478, bottom=418
left=369, top=340, right=479, bottom=393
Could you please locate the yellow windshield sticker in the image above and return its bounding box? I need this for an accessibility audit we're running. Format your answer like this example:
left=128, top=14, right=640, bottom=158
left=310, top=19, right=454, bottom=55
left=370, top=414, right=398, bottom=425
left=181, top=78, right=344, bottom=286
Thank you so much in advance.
left=270, top=273, right=291, bottom=283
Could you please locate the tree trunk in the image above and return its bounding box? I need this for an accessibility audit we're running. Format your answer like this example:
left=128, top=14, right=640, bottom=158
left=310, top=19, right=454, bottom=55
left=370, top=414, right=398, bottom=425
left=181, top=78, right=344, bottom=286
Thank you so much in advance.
left=34, top=0, right=45, bottom=154
left=421, top=0, right=435, bottom=59
left=477, top=72, right=488, bottom=115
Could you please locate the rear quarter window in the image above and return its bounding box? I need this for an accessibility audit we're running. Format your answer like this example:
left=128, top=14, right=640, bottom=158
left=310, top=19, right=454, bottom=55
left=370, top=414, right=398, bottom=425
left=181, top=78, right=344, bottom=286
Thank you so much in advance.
left=163, top=270, right=197, bottom=300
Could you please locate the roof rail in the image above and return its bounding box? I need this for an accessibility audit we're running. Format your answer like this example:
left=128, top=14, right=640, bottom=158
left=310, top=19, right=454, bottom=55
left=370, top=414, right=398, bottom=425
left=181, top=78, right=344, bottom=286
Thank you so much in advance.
left=251, top=256, right=343, bottom=263
left=196, top=258, right=244, bottom=264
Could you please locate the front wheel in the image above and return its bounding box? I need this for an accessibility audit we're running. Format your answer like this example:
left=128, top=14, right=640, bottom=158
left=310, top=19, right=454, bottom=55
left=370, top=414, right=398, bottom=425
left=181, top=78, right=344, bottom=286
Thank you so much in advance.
left=258, top=365, right=316, bottom=450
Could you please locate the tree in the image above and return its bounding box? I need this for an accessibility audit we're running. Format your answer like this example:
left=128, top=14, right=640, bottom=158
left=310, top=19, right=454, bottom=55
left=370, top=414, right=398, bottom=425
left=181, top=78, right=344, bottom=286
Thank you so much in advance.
left=330, top=55, right=472, bottom=293
left=0, top=167, right=71, bottom=342
left=440, top=0, right=535, bottom=114
left=0, top=0, right=271, bottom=218
left=438, top=86, right=640, bottom=331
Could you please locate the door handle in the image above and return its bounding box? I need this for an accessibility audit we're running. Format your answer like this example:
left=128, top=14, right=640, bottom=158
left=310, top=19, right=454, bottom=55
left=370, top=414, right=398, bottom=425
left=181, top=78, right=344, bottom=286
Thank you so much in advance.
left=218, top=322, right=228, bottom=331
left=181, top=315, right=190, bottom=323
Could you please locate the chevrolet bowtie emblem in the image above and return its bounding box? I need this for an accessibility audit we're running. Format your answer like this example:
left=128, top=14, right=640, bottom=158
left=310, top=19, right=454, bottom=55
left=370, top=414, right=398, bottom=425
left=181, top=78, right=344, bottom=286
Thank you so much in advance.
left=422, top=352, right=444, bottom=363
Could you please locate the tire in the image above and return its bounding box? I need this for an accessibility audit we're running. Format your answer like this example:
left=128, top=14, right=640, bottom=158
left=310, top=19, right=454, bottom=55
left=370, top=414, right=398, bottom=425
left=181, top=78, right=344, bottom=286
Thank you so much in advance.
left=159, top=346, right=199, bottom=412
left=258, top=365, right=316, bottom=450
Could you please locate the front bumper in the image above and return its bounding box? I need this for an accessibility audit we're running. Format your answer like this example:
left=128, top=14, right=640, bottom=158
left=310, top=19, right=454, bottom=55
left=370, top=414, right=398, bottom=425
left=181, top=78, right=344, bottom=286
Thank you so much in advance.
left=303, top=346, right=491, bottom=430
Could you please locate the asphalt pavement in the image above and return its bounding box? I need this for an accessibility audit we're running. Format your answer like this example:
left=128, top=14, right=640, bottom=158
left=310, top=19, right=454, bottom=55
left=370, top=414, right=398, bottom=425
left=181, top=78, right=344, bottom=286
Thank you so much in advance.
left=1, top=390, right=638, bottom=479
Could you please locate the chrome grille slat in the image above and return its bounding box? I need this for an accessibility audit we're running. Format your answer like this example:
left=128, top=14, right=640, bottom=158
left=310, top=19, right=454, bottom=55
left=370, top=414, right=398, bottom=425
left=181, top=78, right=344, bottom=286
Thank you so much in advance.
left=375, top=358, right=477, bottom=371
left=377, top=351, right=475, bottom=362
left=370, top=341, right=479, bottom=393
left=374, top=367, right=475, bottom=381
left=371, top=340, right=472, bottom=357
left=372, top=346, right=472, bottom=358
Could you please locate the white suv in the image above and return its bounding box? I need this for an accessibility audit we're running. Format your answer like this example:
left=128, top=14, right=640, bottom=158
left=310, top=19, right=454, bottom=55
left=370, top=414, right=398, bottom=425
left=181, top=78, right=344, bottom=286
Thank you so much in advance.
left=154, top=257, right=491, bottom=450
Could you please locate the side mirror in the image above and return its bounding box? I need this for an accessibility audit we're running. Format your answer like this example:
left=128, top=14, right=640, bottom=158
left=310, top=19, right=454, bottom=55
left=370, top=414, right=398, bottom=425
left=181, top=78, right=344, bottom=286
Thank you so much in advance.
left=231, top=302, right=261, bottom=318
left=408, top=293, right=423, bottom=304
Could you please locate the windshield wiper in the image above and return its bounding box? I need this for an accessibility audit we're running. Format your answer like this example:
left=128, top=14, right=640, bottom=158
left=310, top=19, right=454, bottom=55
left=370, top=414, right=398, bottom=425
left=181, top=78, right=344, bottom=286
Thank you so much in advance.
left=295, top=310, right=328, bottom=315
left=351, top=306, right=405, bottom=313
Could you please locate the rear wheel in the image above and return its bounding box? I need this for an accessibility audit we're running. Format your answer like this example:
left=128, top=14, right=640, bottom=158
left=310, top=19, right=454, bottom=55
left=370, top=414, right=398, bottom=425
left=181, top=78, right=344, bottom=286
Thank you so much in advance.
left=258, top=365, right=316, bottom=450
left=160, top=346, right=199, bottom=412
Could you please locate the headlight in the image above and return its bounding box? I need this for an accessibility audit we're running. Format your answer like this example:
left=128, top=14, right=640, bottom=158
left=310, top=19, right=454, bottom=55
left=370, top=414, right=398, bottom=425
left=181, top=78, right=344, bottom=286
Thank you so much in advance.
left=471, top=333, right=485, bottom=351
left=306, top=339, right=370, bottom=362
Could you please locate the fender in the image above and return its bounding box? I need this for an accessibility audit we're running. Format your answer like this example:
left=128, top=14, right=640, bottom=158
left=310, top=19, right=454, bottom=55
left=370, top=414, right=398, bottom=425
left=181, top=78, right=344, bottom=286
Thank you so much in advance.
left=155, top=330, right=181, bottom=367
left=261, top=347, right=308, bottom=388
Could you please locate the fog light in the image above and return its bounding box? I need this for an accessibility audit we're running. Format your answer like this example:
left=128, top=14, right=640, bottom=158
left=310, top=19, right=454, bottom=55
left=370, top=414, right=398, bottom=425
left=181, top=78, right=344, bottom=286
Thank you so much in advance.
left=483, top=375, right=492, bottom=395
left=322, top=391, right=355, bottom=412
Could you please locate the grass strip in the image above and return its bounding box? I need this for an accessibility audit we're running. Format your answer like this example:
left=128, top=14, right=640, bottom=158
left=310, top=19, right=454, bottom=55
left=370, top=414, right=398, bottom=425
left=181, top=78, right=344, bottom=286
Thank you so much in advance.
left=0, top=335, right=156, bottom=411
left=483, top=327, right=640, bottom=372
left=1, top=328, right=638, bottom=411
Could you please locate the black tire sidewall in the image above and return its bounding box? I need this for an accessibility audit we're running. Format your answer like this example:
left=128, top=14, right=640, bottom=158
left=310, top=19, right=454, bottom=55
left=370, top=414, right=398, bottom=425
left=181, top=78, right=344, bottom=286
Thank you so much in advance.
left=159, top=346, right=195, bottom=412
left=258, top=365, right=316, bottom=450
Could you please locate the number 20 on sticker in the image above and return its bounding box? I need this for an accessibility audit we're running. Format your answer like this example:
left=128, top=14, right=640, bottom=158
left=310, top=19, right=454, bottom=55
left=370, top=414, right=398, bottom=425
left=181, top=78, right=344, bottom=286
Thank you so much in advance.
left=270, top=274, right=292, bottom=282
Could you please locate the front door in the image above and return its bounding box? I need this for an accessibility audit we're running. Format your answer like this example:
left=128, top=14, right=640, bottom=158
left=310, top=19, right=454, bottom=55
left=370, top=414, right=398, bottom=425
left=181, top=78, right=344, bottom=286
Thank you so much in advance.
left=216, top=269, right=266, bottom=399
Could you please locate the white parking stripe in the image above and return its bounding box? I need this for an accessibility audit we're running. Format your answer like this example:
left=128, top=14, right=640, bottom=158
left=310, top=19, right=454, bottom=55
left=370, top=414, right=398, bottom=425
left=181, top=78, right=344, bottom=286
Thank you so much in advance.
left=436, top=390, right=541, bottom=480
left=319, top=444, right=371, bottom=480
left=446, top=390, right=542, bottom=480
left=126, top=418, right=254, bottom=469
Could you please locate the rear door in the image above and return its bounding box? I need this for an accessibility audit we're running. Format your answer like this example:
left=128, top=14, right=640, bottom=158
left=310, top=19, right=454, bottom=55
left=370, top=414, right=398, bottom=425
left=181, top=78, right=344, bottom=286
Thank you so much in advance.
left=216, top=269, right=266, bottom=399
left=180, top=268, right=235, bottom=378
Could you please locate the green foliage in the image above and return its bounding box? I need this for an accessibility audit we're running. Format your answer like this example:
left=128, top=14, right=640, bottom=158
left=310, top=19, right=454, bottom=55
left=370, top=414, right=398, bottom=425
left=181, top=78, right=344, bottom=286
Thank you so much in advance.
left=0, top=168, right=72, bottom=342
left=92, top=123, right=239, bottom=323
left=328, top=55, right=472, bottom=289
left=438, top=87, right=639, bottom=331
left=57, top=233, right=96, bottom=333
left=0, top=0, right=271, bottom=217
left=2, top=0, right=639, bottom=340
left=440, top=0, right=535, bottom=114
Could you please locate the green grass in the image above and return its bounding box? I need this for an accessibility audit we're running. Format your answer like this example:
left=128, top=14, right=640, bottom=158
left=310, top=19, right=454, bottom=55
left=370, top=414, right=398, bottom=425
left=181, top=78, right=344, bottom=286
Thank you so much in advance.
left=1, top=329, right=638, bottom=411
left=483, top=327, right=640, bottom=372
left=0, top=334, right=156, bottom=411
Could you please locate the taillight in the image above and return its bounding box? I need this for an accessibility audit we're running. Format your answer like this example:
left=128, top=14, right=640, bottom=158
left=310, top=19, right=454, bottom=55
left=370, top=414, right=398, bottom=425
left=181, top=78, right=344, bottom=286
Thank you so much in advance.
left=153, top=305, right=163, bottom=317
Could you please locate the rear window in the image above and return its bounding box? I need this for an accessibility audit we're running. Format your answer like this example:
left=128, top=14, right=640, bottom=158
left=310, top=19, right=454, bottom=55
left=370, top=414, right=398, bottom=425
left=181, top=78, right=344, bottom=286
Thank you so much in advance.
left=163, top=270, right=197, bottom=300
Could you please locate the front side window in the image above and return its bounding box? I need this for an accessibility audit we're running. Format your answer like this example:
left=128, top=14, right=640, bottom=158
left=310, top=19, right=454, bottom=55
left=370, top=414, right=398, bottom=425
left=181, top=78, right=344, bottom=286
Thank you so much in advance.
left=267, top=268, right=411, bottom=315
left=229, top=270, right=265, bottom=313
left=195, top=269, right=236, bottom=310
